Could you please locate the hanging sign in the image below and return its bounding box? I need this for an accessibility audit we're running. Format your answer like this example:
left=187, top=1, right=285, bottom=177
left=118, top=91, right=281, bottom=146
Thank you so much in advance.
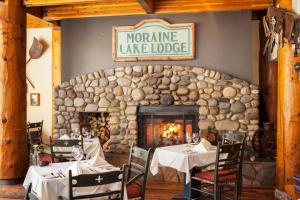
left=112, top=19, right=195, bottom=61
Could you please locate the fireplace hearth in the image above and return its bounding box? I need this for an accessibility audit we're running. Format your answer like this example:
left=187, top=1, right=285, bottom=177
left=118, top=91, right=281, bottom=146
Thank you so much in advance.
left=138, top=106, right=199, bottom=148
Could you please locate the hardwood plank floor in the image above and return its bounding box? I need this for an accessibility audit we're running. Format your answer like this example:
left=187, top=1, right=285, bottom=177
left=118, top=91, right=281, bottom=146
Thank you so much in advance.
left=145, top=182, right=275, bottom=200
left=0, top=181, right=275, bottom=200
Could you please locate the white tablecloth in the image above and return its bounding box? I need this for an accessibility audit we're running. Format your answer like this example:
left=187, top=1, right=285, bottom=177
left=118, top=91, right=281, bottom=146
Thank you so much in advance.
left=150, top=144, right=223, bottom=183
left=55, top=137, right=105, bottom=160
left=23, top=161, right=127, bottom=200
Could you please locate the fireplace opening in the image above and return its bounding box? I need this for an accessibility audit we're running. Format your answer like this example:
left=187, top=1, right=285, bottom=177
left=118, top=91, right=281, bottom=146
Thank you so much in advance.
left=138, top=106, right=199, bottom=148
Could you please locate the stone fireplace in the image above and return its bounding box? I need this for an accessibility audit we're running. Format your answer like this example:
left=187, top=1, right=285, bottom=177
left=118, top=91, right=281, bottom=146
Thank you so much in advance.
left=138, top=106, right=199, bottom=148
left=53, top=65, right=259, bottom=153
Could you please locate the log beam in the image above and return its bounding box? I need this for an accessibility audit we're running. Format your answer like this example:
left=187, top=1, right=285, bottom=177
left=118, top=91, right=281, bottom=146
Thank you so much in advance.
left=26, top=7, right=43, bottom=18
left=27, top=14, right=59, bottom=28
left=0, top=0, right=28, bottom=182
left=42, top=0, right=273, bottom=21
left=138, top=0, right=153, bottom=14
left=24, top=0, right=101, bottom=7
left=276, top=0, right=300, bottom=197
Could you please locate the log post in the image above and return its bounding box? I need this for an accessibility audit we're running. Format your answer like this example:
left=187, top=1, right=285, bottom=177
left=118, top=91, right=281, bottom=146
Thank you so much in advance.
left=0, top=0, right=28, bottom=183
left=277, top=0, right=300, bottom=194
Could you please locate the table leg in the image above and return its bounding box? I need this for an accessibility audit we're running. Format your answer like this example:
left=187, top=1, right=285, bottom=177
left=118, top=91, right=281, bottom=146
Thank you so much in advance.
left=184, top=174, right=190, bottom=199
left=172, top=174, right=190, bottom=200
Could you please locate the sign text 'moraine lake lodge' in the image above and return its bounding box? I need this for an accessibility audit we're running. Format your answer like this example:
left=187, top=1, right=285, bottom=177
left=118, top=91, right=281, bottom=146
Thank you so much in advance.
left=112, top=19, right=195, bottom=61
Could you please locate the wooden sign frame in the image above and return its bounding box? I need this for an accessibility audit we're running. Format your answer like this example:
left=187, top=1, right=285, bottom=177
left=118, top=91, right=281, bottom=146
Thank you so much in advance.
left=112, top=19, right=195, bottom=61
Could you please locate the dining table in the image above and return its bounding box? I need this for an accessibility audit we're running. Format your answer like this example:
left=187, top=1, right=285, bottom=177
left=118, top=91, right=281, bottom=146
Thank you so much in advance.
left=23, top=160, right=128, bottom=200
left=150, top=143, right=222, bottom=199
left=55, top=136, right=105, bottom=160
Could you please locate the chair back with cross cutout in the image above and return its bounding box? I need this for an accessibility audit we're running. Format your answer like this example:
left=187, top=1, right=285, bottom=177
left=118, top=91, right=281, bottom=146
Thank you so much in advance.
left=50, top=136, right=83, bottom=162
left=222, top=133, right=245, bottom=145
left=69, top=167, right=125, bottom=200
left=213, top=142, right=245, bottom=188
left=27, top=121, right=43, bottom=146
left=126, top=144, right=152, bottom=200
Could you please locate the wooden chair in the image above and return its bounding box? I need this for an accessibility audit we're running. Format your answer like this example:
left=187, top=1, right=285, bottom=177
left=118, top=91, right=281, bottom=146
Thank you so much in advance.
left=125, top=144, right=152, bottom=200
left=49, top=136, right=83, bottom=163
left=222, top=133, right=245, bottom=145
left=69, top=168, right=125, bottom=200
left=27, top=121, right=43, bottom=146
left=27, top=121, right=52, bottom=163
left=190, top=142, right=245, bottom=200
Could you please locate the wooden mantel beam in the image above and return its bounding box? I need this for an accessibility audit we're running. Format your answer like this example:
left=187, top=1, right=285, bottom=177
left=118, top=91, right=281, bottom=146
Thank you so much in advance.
left=138, top=0, right=153, bottom=14
left=42, top=0, right=273, bottom=21
left=23, top=0, right=101, bottom=7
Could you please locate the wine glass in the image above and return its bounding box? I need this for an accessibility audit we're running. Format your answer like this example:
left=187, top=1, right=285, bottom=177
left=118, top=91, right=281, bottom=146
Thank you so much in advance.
left=192, top=132, right=200, bottom=144
left=186, top=132, right=192, bottom=144
left=72, top=145, right=84, bottom=161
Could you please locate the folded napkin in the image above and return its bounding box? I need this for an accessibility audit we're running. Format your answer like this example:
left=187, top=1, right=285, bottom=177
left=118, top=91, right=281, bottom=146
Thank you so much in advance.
left=59, top=134, right=71, bottom=140
left=193, top=138, right=213, bottom=153
left=89, top=150, right=108, bottom=167
left=67, top=161, right=82, bottom=176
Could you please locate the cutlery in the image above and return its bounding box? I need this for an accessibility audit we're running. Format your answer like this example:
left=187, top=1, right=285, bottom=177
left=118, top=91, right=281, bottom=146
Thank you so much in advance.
left=88, top=167, right=98, bottom=173
left=58, top=170, right=66, bottom=177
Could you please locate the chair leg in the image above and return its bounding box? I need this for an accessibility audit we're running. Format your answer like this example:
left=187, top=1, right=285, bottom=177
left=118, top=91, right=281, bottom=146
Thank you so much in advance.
left=190, top=179, right=201, bottom=199
left=238, top=178, right=242, bottom=197
left=234, top=181, right=239, bottom=200
left=214, top=184, right=219, bottom=200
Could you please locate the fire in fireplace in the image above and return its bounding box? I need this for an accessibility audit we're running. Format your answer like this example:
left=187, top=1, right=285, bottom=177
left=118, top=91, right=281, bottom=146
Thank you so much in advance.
left=138, top=106, right=199, bottom=148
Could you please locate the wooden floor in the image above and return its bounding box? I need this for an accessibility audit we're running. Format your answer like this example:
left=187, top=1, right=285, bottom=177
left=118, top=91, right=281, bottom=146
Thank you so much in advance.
left=145, top=182, right=275, bottom=200
left=0, top=182, right=275, bottom=200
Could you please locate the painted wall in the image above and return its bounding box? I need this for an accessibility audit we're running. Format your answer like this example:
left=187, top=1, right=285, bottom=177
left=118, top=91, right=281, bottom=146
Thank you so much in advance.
left=27, top=28, right=53, bottom=142
left=61, top=11, right=254, bottom=82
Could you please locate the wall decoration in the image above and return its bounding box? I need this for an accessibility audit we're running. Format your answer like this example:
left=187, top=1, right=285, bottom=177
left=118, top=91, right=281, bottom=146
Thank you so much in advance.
left=112, top=19, right=195, bottom=61
left=30, top=93, right=40, bottom=106
left=26, top=37, right=48, bottom=89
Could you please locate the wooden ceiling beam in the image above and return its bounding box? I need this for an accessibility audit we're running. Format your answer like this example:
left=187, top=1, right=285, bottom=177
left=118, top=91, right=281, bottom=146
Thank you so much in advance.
left=26, top=7, right=43, bottom=18
left=154, top=0, right=274, bottom=14
left=24, top=0, right=101, bottom=7
left=43, top=0, right=145, bottom=21
left=42, top=0, right=274, bottom=21
left=27, top=13, right=59, bottom=28
left=138, top=0, right=153, bottom=14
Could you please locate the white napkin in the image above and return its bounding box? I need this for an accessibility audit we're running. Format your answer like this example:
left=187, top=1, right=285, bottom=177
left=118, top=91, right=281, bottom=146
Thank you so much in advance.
left=89, top=150, right=108, bottom=167
left=193, top=138, right=212, bottom=153
left=59, top=134, right=70, bottom=140
left=67, top=161, right=82, bottom=176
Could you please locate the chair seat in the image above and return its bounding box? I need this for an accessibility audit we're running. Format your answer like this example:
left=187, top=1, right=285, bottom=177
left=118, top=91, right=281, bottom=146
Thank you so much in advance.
left=126, top=183, right=141, bottom=199
left=38, top=154, right=52, bottom=162
left=194, top=169, right=237, bottom=183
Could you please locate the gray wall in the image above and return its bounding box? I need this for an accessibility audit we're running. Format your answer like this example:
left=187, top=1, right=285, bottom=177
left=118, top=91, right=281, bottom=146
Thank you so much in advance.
left=61, top=11, right=253, bottom=81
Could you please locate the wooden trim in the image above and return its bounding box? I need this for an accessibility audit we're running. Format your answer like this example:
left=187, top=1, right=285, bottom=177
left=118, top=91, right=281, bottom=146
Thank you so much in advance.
left=112, top=19, right=195, bottom=61
left=52, top=27, right=61, bottom=138
left=42, top=0, right=273, bottom=21
left=24, top=0, right=101, bottom=7
left=27, top=14, right=59, bottom=28
left=52, top=27, right=61, bottom=87
left=138, top=0, right=153, bottom=14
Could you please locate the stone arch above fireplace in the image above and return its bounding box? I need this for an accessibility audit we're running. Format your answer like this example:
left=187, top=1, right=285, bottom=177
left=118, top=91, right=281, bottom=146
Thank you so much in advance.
left=54, top=65, right=259, bottom=152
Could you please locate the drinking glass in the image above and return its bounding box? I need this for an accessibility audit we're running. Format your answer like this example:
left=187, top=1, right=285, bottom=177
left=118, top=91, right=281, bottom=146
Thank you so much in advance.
left=72, top=145, right=84, bottom=161
left=186, top=132, right=192, bottom=144
left=192, top=132, right=200, bottom=144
